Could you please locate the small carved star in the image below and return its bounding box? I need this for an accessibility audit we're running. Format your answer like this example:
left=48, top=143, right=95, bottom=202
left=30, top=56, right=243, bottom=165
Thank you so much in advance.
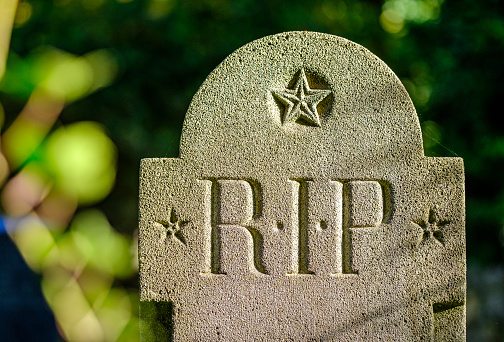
left=156, top=208, right=188, bottom=245
left=413, top=209, right=450, bottom=246
left=272, top=69, right=331, bottom=126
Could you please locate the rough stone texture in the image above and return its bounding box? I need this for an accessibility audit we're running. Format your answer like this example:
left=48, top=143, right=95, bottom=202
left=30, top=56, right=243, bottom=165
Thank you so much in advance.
left=139, top=31, right=466, bottom=341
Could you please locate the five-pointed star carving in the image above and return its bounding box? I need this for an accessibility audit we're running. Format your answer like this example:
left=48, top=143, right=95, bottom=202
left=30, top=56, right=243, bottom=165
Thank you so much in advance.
left=272, top=69, right=331, bottom=126
left=156, top=208, right=188, bottom=245
left=413, top=209, right=450, bottom=246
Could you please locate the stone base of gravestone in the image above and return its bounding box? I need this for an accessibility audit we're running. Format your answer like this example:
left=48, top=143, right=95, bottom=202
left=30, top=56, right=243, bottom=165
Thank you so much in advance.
left=139, top=31, right=465, bottom=341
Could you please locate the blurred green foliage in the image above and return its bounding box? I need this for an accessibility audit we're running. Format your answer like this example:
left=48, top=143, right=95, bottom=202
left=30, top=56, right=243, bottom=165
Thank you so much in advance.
left=1, top=0, right=503, bottom=340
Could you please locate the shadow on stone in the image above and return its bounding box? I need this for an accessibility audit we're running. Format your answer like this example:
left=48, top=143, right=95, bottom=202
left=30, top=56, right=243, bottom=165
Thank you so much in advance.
left=140, top=301, right=174, bottom=342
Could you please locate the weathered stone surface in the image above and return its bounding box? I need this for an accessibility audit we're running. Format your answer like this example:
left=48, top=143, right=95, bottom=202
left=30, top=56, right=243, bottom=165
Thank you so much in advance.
left=139, top=31, right=465, bottom=341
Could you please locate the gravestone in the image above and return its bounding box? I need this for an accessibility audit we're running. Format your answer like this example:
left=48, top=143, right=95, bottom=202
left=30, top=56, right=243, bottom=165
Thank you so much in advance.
left=139, top=32, right=465, bottom=341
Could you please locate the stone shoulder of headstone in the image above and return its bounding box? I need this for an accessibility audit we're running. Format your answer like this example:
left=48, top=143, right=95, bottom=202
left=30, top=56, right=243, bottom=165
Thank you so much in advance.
left=139, top=31, right=465, bottom=341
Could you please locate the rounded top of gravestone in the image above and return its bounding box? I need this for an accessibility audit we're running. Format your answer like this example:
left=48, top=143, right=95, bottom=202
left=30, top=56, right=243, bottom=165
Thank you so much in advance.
left=180, top=31, right=424, bottom=175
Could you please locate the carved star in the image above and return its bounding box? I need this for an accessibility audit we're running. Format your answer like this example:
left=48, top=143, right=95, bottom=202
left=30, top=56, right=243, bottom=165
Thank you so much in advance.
left=272, top=69, right=331, bottom=126
left=413, top=209, right=450, bottom=246
left=156, top=208, right=188, bottom=245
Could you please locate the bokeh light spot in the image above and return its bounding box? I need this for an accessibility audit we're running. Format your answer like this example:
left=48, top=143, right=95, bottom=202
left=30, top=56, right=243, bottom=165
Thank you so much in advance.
left=71, top=210, right=135, bottom=277
left=95, top=288, right=132, bottom=341
left=14, top=1, right=32, bottom=27
left=12, top=216, right=56, bottom=272
left=381, top=0, right=443, bottom=34
left=81, top=0, right=106, bottom=10
left=84, top=49, right=119, bottom=93
left=146, top=0, right=176, bottom=20
left=45, top=121, right=117, bottom=204
left=380, top=9, right=405, bottom=34
left=321, top=1, right=347, bottom=21
left=40, top=54, right=94, bottom=102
